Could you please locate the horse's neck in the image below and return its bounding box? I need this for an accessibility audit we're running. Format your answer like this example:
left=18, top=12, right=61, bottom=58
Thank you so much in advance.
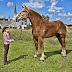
left=29, top=9, right=42, bottom=28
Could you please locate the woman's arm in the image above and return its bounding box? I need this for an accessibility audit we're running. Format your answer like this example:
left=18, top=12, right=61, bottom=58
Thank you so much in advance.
left=3, top=33, right=12, bottom=43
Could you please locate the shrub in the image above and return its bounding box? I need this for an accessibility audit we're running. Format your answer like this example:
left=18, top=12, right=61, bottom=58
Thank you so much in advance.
left=10, top=26, right=12, bottom=29
left=26, top=25, right=30, bottom=30
left=8, top=30, right=33, bottom=41
left=20, top=25, right=22, bottom=29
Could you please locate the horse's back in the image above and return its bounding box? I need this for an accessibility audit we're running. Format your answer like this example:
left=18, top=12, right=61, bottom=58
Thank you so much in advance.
left=56, top=20, right=66, bottom=34
left=43, top=20, right=66, bottom=38
left=49, top=20, right=66, bottom=31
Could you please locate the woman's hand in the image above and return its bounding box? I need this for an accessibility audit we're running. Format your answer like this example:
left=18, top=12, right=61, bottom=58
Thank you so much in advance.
left=11, top=39, right=15, bottom=42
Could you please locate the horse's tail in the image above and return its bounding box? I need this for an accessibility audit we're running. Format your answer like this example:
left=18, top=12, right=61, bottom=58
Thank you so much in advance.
left=58, top=20, right=69, bottom=32
left=65, top=25, right=69, bottom=32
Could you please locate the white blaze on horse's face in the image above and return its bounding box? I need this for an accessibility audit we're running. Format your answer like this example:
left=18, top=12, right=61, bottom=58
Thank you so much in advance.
left=19, top=6, right=28, bottom=19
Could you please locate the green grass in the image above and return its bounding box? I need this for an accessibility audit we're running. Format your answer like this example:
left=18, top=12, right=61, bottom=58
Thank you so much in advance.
left=0, top=29, right=72, bottom=72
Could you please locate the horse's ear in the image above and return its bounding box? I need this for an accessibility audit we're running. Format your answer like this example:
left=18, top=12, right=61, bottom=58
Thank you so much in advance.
left=22, top=5, right=24, bottom=8
left=24, top=5, right=27, bottom=9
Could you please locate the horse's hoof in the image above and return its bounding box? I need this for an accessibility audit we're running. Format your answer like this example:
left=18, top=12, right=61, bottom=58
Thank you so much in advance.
left=63, top=56, right=66, bottom=58
left=40, top=60, right=44, bottom=62
left=61, top=52, right=63, bottom=55
left=33, top=57, right=37, bottom=58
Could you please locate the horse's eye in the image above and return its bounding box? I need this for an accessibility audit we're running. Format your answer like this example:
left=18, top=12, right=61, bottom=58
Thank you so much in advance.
left=23, top=11, right=25, bottom=12
left=23, top=11, right=27, bottom=12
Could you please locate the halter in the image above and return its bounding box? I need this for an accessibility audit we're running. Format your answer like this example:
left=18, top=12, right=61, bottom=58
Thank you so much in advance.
left=19, top=8, right=29, bottom=19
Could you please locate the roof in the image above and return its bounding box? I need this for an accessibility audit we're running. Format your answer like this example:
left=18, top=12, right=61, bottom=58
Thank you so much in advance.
left=0, top=20, right=12, bottom=26
left=0, top=20, right=11, bottom=24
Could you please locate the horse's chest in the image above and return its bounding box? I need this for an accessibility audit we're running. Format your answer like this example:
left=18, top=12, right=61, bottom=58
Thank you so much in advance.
left=32, top=30, right=39, bottom=37
left=32, top=25, right=46, bottom=37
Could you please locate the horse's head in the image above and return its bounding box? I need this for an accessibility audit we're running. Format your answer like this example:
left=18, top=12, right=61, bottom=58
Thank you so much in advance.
left=16, top=5, right=29, bottom=20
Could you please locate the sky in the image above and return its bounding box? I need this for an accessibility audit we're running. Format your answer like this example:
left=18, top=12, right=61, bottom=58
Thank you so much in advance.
left=0, top=0, right=72, bottom=24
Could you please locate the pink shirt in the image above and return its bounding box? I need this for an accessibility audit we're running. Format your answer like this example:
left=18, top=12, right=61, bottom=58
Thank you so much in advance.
left=3, top=32, right=12, bottom=45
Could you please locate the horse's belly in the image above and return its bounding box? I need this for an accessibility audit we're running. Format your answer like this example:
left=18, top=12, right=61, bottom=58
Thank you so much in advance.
left=45, top=33, right=56, bottom=38
left=44, top=30, right=57, bottom=38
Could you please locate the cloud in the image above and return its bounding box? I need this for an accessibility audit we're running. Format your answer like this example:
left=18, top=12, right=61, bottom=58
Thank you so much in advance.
left=23, top=0, right=49, bottom=9
left=68, top=12, right=72, bottom=16
left=56, top=18, right=60, bottom=20
left=48, top=1, right=64, bottom=12
left=50, top=0, right=63, bottom=3
left=66, top=18, right=71, bottom=21
left=0, top=15, right=4, bottom=18
left=50, top=0, right=57, bottom=3
left=0, top=0, right=3, bottom=1
left=71, top=20, right=72, bottom=23
left=47, top=14, right=53, bottom=17
left=58, top=13, right=67, bottom=16
left=62, top=10, right=65, bottom=13
left=23, top=0, right=64, bottom=10
left=58, top=12, right=72, bottom=17
left=24, top=2, right=44, bottom=9
left=7, top=2, right=13, bottom=6
left=31, top=0, right=49, bottom=2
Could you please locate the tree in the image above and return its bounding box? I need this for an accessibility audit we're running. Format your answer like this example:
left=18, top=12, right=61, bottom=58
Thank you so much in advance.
left=42, top=14, right=49, bottom=21
left=42, top=14, right=46, bottom=19
left=45, top=15, right=49, bottom=21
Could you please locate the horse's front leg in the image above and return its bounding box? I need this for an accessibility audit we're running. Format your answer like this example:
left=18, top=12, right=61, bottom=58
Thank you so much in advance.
left=33, top=36, right=39, bottom=58
left=38, top=37, right=45, bottom=61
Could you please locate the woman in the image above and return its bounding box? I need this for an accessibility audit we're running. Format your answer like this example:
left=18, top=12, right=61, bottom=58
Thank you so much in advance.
left=2, top=27, right=15, bottom=65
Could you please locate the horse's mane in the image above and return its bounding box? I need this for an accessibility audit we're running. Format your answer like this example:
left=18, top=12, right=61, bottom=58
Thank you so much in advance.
left=29, top=8, right=43, bottom=19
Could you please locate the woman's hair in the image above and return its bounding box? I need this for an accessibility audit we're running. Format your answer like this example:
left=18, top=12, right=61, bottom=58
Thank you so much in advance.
left=2, top=27, right=8, bottom=33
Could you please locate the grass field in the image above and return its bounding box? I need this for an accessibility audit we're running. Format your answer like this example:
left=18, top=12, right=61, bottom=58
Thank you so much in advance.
left=0, top=29, right=72, bottom=72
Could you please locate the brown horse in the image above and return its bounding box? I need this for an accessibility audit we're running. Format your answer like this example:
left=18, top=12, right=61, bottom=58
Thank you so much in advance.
left=16, top=5, right=67, bottom=61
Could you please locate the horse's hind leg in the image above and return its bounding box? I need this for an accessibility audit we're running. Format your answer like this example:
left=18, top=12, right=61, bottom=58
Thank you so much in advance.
left=60, top=34, right=66, bottom=57
left=33, top=36, right=39, bottom=58
left=56, top=33, right=62, bottom=45
left=56, top=33, right=66, bottom=57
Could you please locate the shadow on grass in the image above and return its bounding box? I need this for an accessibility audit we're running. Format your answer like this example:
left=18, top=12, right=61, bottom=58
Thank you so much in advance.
left=40, top=49, right=72, bottom=60
left=9, top=50, right=72, bottom=62
left=9, top=55, right=28, bottom=63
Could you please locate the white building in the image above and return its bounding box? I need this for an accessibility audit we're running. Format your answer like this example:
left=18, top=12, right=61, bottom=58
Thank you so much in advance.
left=11, top=4, right=32, bottom=29
left=0, top=20, right=12, bottom=28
